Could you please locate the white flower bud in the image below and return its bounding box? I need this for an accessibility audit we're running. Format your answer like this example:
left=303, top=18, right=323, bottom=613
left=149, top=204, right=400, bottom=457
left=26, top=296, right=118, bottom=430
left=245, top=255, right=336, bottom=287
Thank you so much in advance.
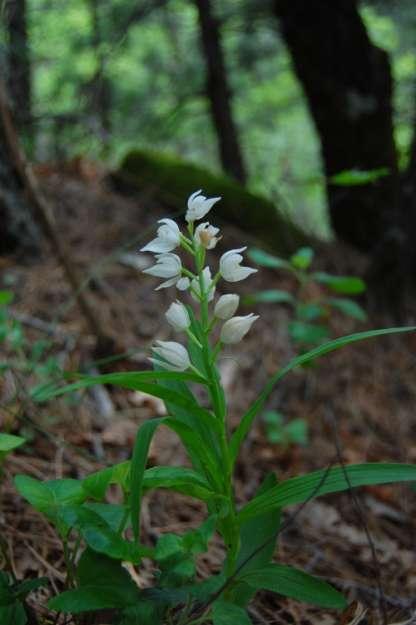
left=214, top=294, right=240, bottom=320
left=143, top=253, right=182, bottom=290
left=140, top=218, right=180, bottom=254
left=194, top=222, right=221, bottom=250
left=165, top=301, right=190, bottom=331
left=186, top=190, right=221, bottom=223
left=151, top=340, right=191, bottom=371
left=176, top=277, right=190, bottom=291
left=191, top=266, right=215, bottom=302
left=220, top=313, right=259, bottom=344
left=219, top=247, right=257, bottom=283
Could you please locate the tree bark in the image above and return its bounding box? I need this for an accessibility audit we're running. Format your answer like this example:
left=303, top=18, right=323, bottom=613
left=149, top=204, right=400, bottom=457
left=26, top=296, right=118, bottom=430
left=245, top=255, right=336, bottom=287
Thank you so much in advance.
left=4, top=0, right=32, bottom=133
left=0, top=84, right=39, bottom=254
left=274, top=0, right=399, bottom=252
left=194, top=0, right=247, bottom=184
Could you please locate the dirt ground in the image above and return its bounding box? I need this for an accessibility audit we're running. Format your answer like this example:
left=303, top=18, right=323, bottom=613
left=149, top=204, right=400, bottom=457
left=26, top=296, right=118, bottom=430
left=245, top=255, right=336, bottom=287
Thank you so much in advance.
left=1, top=164, right=416, bottom=625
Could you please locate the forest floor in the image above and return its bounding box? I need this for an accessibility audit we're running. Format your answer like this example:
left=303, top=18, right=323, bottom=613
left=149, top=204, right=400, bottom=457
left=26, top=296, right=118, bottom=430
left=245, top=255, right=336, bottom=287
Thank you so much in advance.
left=1, top=163, right=416, bottom=625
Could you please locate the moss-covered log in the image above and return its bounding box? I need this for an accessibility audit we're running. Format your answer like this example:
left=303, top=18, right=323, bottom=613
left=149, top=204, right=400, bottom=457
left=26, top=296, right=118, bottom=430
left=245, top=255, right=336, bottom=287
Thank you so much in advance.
left=111, top=149, right=308, bottom=255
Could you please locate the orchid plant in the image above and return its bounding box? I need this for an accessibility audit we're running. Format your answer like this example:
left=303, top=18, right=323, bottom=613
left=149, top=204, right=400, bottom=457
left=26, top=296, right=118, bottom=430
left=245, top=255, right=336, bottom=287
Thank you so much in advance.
left=13, top=192, right=416, bottom=625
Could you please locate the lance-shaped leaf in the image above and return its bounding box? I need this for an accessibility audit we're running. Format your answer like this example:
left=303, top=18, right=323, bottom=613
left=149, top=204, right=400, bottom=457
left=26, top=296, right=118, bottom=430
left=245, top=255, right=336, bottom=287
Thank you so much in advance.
left=230, top=327, right=415, bottom=464
left=238, top=463, right=416, bottom=522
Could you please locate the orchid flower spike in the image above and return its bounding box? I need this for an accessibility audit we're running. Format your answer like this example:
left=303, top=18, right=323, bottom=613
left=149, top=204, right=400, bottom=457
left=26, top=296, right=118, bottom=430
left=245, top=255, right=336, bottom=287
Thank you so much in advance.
left=220, top=313, right=259, bottom=344
left=194, top=222, right=221, bottom=250
left=186, top=190, right=221, bottom=223
left=143, top=253, right=182, bottom=290
left=214, top=294, right=239, bottom=320
left=151, top=340, right=191, bottom=371
left=140, top=218, right=180, bottom=254
left=220, top=247, right=257, bottom=283
left=191, top=266, right=215, bottom=302
left=165, top=301, right=190, bottom=331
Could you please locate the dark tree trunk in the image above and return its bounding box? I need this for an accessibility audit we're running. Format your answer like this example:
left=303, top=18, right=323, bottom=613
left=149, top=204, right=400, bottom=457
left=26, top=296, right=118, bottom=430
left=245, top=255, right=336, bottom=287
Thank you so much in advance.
left=274, top=0, right=399, bottom=252
left=194, top=0, right=247, bottom=184
left=4, top=0, right=32, bottom=133
left=0, top=104, right=39, bottom=255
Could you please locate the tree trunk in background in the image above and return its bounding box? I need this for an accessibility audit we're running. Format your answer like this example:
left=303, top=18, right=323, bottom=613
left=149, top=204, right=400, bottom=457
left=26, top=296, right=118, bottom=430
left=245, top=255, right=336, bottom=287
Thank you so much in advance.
left=274, top=0, right=399, bottom=253
left=4, top=0, right=32, bottom=134
left=194, top=0, right=247, bottom=184
left=0, top=85, right=39, bottom=254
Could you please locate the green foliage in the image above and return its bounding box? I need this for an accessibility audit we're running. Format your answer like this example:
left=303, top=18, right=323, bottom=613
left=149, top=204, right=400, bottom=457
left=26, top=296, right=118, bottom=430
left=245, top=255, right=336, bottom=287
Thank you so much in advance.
left=13, top=200, right=416, bottom=623
left=0, top=571, right=48, bottom=625
left=262, top=411, right=308, bottom=447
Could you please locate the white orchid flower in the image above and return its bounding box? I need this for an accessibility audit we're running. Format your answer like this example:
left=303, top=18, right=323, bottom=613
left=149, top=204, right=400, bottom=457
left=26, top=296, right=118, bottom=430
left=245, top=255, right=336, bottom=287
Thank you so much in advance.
left=220, top=247, right=257, bottom=283
left=186, top=190, right=221, bottom=223
left=165, top=301, right=190, bottom=331
left=194, top=222, right=221, bottom=250
left=143, top=253, right=182, bottom=290
left=191, top=266, right=215, bottom=302
left=220, top=313, right=259, bottom=344
left=151, top=340, right=191, bottom=371
left=140, top=218, right=180, bottom=254
left=214, top=294, right=239, bottom=320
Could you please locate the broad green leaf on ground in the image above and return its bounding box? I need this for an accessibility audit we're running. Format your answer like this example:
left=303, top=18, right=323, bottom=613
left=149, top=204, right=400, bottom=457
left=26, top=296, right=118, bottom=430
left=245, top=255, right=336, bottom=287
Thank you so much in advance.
left=212, top=600, right=252, bottom=625
left=14, top=475, right=85, bottom=532
left=240, top=564, right=346, bottom=609
left=238, top=463, right=416, bottom=522
left=327, top=297, right=367, bottom=322
left=0, top=434, right=25, bottom=455
left=49, top=549, right=140, bottom=613
left=58, top=506, right=145, bottom=562
left=313, top=272, right=366, bottom=295
left=0, top=604, right=27, bottom=625
left=248, top=248, right=291, bottom=270
left=245, top=289, right=295, bottom=305
left=230, top=326, right=415, bottom=464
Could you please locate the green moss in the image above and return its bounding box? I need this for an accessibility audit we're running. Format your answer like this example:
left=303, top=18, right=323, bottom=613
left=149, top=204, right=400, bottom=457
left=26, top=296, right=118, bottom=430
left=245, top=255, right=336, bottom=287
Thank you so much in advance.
left=112, top=149, right=307, bottom=254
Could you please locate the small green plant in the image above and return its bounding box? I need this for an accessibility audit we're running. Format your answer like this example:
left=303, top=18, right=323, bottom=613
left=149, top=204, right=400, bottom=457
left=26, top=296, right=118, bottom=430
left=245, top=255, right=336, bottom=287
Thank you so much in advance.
left=262, top=411, right=308, bottom=448
left=247, top=246, right=367, bottom=353
left=14, top=192, right=416, bottom=624
left=0, top=289, right=63, bottom=424
left=0, top=572, right=47, bottom=625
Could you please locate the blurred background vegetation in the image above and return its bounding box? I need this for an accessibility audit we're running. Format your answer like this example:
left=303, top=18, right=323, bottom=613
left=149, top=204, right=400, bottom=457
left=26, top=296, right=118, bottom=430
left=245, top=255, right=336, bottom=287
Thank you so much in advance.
left=2, top=0, right=416, bottom=301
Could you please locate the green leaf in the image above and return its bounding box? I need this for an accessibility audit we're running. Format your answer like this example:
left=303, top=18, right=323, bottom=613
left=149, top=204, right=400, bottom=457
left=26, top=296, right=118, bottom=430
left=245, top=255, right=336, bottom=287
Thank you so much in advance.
left=0, top=434, right=25, bottom=455
left=0, top=291, right=14, bottom=306
left=296, top=302, right=325, bottom=321
left=238, top=463, right=416, bottom=522
left=0, top=603, right=27, bottom=625
left=313, top=272, right=366, bottom=295
left=329, top=167, right=389, bottom=186
left=245, top=290, right=295, bottom=305
left=130, top=418, right=163, bottom=542
left=230, top=326, right=415, bottom=465
left=230, top=474, right=280, bottom=607
left=290, top=247, right=314, bottom=270
left=13, top=577, right=48, bottom=601
left=289, top=321, right=329, bottom=345
left=83, top=503, right=128, bottom=531
left=247, top=248, right=291, bottom=270
left=82, top=462, right=130, bottom=500
left=240, top=564, right=346, bottom=609
left=119, top=602, right=164, bottom=625
left=328, top=298, right=367, bottom=322
left=49, top=549, right=140, bottom=613
left=142, top=465, right=215, bottom=501
left=31, top=370, right=206, bottom=402
left=58, top=506, right=144, bottom=562
left=212, top=600, right=252, bottom=625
